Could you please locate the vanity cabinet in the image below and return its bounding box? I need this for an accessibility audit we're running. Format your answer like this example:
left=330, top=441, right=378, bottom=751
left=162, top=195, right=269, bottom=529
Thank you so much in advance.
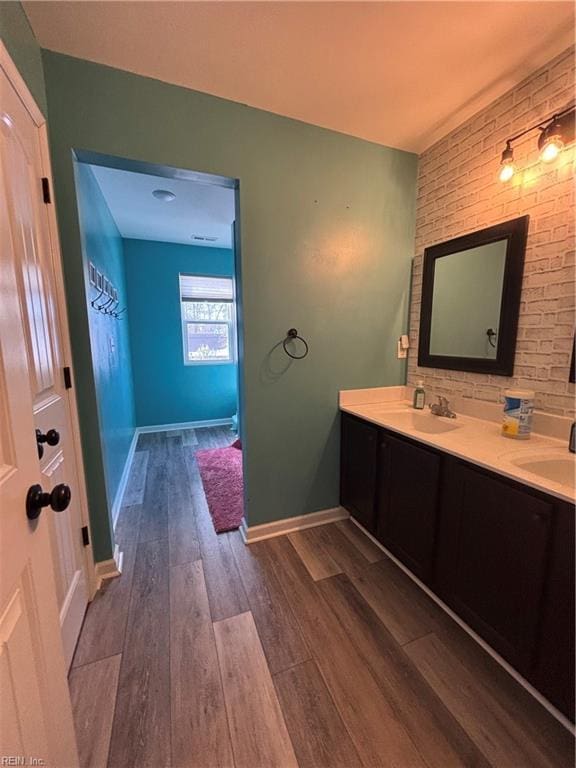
left=435, top=459, right=554, bottom=673
left=376, top=434, right=440, bottom=583
left=531, top=500, right=575, bottom=719
left=340, top=414, right=378, bottom=533
left=339, top=411, right=575, bottom=720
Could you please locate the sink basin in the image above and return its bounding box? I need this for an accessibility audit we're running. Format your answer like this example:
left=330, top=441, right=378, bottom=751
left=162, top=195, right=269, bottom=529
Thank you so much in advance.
left=376, top=410, right=461, bottom=435
left=512, top=454, right=575, bottom=489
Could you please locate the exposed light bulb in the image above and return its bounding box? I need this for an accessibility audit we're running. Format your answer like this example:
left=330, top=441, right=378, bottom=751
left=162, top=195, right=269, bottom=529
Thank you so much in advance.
left=499, top=161, right=515, bottom=182
left=498, top=143, right=515, bottom=182
left=539, top=135, right=564, bottom=163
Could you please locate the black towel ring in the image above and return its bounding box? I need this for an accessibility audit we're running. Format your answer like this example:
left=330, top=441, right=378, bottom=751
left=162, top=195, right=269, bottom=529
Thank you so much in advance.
left=283, top=328, right=309, bottom=360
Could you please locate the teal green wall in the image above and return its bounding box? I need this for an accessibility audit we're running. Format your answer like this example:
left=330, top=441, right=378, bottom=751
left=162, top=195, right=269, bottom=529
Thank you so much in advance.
left=42, top=50, right=418, bottom=543
left=0, top=2, right=47, bottom=115
left=75, top=165, right=136, bottom=556
left=123, top=239, right=237, bottom=426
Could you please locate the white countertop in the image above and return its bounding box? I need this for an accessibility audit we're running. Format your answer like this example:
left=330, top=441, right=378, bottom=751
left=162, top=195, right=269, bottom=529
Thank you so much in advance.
left=341, top=400, right=575, bottom=504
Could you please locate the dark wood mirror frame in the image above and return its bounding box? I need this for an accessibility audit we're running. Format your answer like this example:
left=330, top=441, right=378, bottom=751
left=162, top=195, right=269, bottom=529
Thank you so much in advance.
left=417, top=215, right=529, bottom=376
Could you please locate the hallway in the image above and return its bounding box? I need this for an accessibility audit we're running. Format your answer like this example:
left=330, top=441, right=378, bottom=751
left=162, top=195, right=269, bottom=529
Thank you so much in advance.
left=69, top=428, right=572, bottom=768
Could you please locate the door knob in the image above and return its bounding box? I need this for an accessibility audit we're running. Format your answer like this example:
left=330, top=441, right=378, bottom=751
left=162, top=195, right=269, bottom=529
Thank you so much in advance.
left=35, top=429, right=60, bottom=460
left=36, top=428, right=60, bottom=446
left=26, top=483, right=71, bottom=520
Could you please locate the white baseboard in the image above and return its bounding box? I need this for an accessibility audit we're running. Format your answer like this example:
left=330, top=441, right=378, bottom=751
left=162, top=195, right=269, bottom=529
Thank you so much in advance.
left=94, top=544, right=123, bottom=590
left=137, top=418, right=233, bottom=434
left=111, top=429, right=139, bottom=530
left=241, top=506, right=349, bottom=544
left=348, top=517, right=573, bottom=733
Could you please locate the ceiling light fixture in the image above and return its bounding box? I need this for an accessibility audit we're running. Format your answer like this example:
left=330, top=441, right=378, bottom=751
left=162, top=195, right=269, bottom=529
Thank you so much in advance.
left=152, top=189, right=176, bottom=201
left=498, top=104, right=574, bottom=182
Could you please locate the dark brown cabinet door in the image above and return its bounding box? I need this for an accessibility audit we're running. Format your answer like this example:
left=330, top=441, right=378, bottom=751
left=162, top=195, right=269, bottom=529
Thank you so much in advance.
left=436, top=460, right=554, bottom=672
left=376, top=434, right=440, bottom=583
left=340, top=414, right=378, bottom=533
left=531, top=501, right=575, bottom=720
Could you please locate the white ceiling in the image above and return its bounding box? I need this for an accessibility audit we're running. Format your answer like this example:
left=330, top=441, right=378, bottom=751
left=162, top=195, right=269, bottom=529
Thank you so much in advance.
left=24, top=1, right=575, bottom=153
left=90, top=164, right=236, bottom=248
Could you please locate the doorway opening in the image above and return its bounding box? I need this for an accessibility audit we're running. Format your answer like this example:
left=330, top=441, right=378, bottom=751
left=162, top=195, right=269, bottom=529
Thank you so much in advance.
left=72, top=151, right=245, bottom=560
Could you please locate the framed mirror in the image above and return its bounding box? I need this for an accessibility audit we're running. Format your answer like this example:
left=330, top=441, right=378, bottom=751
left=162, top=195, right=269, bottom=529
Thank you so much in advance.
left=418, top=216, right=529, bottom=376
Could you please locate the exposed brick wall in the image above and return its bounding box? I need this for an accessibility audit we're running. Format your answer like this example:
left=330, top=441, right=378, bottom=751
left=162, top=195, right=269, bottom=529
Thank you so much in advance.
left=408, top=46, right=575, bottom=418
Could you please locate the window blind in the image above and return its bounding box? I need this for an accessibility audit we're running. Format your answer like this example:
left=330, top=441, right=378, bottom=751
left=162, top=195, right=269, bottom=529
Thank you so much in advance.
left=179, top=274, right=234, bottom=301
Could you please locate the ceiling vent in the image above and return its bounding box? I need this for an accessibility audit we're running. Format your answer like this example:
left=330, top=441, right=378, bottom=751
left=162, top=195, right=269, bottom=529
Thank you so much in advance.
left=192, top=235, right=218, bottom=242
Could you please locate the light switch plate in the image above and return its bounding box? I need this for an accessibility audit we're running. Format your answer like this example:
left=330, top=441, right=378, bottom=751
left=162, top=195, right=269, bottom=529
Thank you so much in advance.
left=397, top=340, right=407, bottom=359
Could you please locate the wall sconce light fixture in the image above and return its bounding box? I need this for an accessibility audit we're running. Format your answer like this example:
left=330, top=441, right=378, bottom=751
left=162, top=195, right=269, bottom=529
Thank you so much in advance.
left=498, top=104, right=575, bottom=182
left=498, top=142, right=515, bottom=182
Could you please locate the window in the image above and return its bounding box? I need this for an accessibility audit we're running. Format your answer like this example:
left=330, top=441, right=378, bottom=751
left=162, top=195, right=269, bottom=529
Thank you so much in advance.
left=179, top=274, right=236, bottom=364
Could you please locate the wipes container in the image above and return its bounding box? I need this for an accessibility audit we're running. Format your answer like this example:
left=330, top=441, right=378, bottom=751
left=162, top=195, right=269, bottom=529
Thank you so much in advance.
left=502, top=389, right=534, bottom=439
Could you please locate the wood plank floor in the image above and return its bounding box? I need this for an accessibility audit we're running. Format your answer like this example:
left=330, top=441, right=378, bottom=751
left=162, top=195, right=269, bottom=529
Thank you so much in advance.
left=70, top=426, right=574, bottom=768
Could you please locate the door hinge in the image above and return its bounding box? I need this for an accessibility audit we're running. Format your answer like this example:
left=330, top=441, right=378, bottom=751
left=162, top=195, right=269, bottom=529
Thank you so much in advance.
left=63, top=366, right=72, bottom=389
left=41, top=177, right=51, bottom=204
left=81, top=526, right=90, bottom=547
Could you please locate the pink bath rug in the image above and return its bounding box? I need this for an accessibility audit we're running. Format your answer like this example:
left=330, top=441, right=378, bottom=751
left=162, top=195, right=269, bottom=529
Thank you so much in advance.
left=195, top=443, right=244, bottom=533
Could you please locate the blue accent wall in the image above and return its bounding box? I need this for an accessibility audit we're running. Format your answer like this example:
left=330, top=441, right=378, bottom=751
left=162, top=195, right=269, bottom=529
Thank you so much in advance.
left=123, top=239, right=237, bottom=426
left=74, top=163, right=136, bottom=556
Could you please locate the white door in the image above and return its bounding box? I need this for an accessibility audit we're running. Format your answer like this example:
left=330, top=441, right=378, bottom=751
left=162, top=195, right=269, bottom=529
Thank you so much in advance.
left=1, top=54, right=89, bottom=669
left=0, top=54, right=82, bottom=766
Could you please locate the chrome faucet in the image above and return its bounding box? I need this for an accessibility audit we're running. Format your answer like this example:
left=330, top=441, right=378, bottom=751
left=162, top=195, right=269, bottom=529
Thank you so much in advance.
left=429, top=396, right=457, bottom=419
